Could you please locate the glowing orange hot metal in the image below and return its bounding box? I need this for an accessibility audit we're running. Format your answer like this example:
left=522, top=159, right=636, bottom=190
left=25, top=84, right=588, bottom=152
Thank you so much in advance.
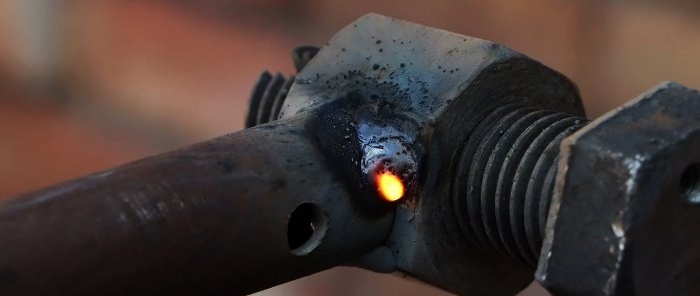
left=375, top=172, right=405, bottom=202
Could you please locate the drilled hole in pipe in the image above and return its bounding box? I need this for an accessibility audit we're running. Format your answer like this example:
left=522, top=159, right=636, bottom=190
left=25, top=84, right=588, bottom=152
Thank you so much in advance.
left=681, top=163, right=700, bottom=205
left=288, top=202, right=328, bottom=256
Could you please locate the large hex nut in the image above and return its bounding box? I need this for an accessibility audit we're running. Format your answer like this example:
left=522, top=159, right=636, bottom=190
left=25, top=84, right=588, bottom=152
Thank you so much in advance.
left=537, top=82, right=700, bottom=295
left=282, top=14, right=585, bottom=296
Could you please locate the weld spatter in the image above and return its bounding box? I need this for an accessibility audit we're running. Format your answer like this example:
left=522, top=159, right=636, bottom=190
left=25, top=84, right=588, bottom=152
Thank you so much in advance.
left=285, top=68, right=439, bottom=125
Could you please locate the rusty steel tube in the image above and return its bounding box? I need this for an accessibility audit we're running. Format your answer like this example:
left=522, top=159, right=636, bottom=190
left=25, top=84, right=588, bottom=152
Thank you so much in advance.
left=0, top=117, right=394, bottom=296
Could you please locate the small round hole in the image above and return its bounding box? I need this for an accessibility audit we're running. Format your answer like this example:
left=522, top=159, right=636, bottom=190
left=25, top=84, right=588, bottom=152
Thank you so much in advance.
left=287, top=202, right=327, bottom=256
left=680, top=163, right=700, bottom=204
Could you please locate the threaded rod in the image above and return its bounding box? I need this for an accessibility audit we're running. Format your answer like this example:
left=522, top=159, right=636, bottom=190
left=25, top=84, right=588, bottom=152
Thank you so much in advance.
left=453, top=104, right=588, bottom=266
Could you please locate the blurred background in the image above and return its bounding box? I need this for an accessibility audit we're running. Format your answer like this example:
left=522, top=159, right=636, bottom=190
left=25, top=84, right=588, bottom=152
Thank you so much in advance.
left=1, top=0, right=699, bottom=295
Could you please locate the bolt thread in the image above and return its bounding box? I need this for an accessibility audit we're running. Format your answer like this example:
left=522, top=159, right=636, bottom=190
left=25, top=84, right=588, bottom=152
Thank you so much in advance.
left=246, top=72, right=295, bottom=128
left=246, top=46, right=319, bottom=128
left=453, top=104, right=588, bottom=266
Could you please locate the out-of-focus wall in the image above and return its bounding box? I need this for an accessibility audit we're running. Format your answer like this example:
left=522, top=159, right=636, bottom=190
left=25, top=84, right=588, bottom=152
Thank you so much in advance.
left=1, top=0, right=700, bottom=295
left=0, top=0, right=62, bottom=94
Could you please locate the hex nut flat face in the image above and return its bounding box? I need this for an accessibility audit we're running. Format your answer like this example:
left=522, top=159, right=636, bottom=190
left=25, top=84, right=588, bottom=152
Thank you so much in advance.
left=537, top=82, right=700, bottom=295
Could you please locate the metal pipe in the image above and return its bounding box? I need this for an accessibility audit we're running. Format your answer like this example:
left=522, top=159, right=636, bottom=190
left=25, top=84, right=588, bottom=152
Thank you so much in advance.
left=0, top=116, right=393, bottom=296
